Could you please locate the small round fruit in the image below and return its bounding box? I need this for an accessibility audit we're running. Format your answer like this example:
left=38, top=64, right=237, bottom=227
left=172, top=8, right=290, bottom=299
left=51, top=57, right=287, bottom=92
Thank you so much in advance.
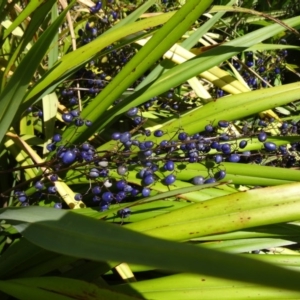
left=228, top=154, right=240, bottom=163
left=192, top=176, right=204, bottom=185
left=258, top=131, right=267, bottom=142
left=74, top=193, right=83, bottom=201
left=62, top=113, right=74, bottom=123
left=164, top=174, right=176, bottom=185
left=102, top=192, right=114, bottom=203
left=62, top=150, right=76, bottom=165
left=52, top=134, right=62, bottom=143
left=264, top=142, right=277, bottom=152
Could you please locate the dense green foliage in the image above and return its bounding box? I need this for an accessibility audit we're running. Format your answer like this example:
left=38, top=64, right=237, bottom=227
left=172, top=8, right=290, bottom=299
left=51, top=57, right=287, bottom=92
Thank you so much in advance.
left=1, top=0, right=300, bottom=299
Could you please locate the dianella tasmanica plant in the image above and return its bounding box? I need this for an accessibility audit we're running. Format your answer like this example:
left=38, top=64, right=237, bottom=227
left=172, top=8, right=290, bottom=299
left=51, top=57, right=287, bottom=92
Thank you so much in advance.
left=1, top=0, right=300, bottom=299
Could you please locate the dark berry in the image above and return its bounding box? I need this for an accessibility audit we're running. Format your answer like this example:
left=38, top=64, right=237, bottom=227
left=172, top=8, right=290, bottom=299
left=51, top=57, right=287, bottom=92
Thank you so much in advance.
left=74, top=193, right=82, bottom=201
left=102, top=192, right=114, bottom=203
left=164, top=174, right=176, bottom=185
left=112, top=132, right=121, bottom=140
left=48, top=186, right=57, bottom=194
left=215, top=170, right=226, bottom=180
left=143, top=174, right=155, bottom=186
left=154, top=130, right=164, bottom=137
left=142, top=187, right=150, bottom=197
left=126, top=107, right=138, bottom=117
left=214, top=154, right=223, bottom=164
left=192, top=176, right=204, bottom=185
left=178, top=132, right=188, bottom=141
left=50, top=174, right=58, bottom=182
left=228, top=153, right=240, bottom=163
left=54, top=203, right=62, bottom=209
left=218, top=120, right=229, bottom=128
left=204, top=177, right=216, bottom=184
left=52, top=134, right=62, bottom=143
left=117, top=208, right=131, bottom=218
left=205, top=124, right=214, bottom=133
left=264, top=142, right=277, bottom=152
left=62, top=113, right=73, bottom=123
left=163, top=160, right=175, bottom=171
left=239, top=140, right=247, bottom=149
left=92, top=186, right=101, bottom=195
left=62, top=150, right=76, bottom=165
left=34, top=181, right=44, bottom=190
left=258, top=131, right=267, bottom=142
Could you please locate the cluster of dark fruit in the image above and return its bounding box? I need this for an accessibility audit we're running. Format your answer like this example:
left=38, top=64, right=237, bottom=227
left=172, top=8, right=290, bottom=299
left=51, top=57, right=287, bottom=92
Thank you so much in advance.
left=227, top=49, right=288, bottom=95
left=14, top=103, right=300, bottom=216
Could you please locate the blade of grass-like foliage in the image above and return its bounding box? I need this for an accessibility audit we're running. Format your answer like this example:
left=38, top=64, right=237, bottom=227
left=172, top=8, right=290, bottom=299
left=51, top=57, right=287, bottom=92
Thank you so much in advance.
left=3, top=207, right=300, bottom=291
left=63, top=0, right=214, bottom=143
left=181, top=0, right=237, bottom=49
left=22, top=12, right=175, bottom=108
left=125, top=182, right=300, bottom=241
left=199, top=237, right=298, bottom=253
left=0, top=280, right=72, bottom=300
left=157, top=82, right=300, bottom=140
left=92, top=16, right=300, bottom=134
left=1, top=0, right=57, bottom=91
left=0, top=238, right=56, bottom=279
left=0, top=277, right=140, bottom=300
left=114, top=272, right=300, bottom=300
left=2, top=0, right=46, bottom=40
left=42, top=93, right=58, bottom=155
left=177, top=160, right=300, bottom=186
left=0, top=0, right=75, bottom=146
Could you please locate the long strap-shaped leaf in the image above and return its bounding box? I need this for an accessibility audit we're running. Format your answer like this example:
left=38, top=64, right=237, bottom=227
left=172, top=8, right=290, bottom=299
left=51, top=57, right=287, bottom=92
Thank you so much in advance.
left=0, top=1, right=75, bottom=147
left=3, top=206, right=300, bottom=292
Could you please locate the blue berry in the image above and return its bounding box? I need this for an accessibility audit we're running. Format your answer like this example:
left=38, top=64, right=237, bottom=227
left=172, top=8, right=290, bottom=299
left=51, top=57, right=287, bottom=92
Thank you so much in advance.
left=50, top=174, right=58, bottom=182
left=214, top=154, right=223, bottom=164
left=120, top=132, right=131, bottom=143
left=143, top=174, right=155, bottom=186
left=92, top=195, right=101, bottom=202
left=218, top=120, right=229, bottom=128
left=85, top=120, right=92, bottom=127
left=89, top=168, right=100, bottom=178
left=144, top=129, right=151, bottom=136
left=70, top=109, right=80, bottom=117
left=126, top=107, right=138, bottom=117
left=102, top=192, right=114, bottom=202
left=142, top=187, right=150, bottom=197
left=221, top=143, right=231, bottom=154
left=178, top=132, right=188, bottom=141
left=62, top=113, right=73, bottom=123
left=204, top=177, right=216, bottom=184
left=163, top=160, right=175, bottom=171
left=205, top=124, right=214, bottom=132
left=48, top=186, right=57, bottom=194
left=192, top=176, right=204, bottom=185
left=239, top=140, right=247, bottom=149
left=74, top=118, right=84, bottom=127
left=100, top=203, right=109, bottom=212
left=115, top=191, right=126, bottom=202
left=228, top=153, right=240, bottom=163
left=46, top=143, right=56, bottom=152
left=264, top=142, right=277, bottom=152
left=118, top=208, right=131, bottom=218
left=164, top=174, right=176, bottom=185
left=111, top=132, right=121, bottom=140
left=52, top=134, right=62, bottom=143
left=215, top=170, right=226, bottom=180
left=62, top=150, right=76, bottom=164
left=74, top=193, right=82, bottom=201
left=34, top=181, right=44, bottom=190
left=258, top=131, right=267, bottom=142
left=92, top=186, right=101, bottom=195
left=116, top=180, right=127, bottom=190
left=154, top=130, right=164, bottom=137
left=54, top=203, right=62, bottom=209
left=144, top=141, right=154, bottom=149
left=18, top=192, right=27, bottom=203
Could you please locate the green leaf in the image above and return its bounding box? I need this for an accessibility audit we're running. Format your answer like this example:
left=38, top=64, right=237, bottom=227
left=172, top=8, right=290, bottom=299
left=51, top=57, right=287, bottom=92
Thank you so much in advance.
left=0, top=0, right=75, bottom=146
left=2, top=206, right=300, bottom=292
